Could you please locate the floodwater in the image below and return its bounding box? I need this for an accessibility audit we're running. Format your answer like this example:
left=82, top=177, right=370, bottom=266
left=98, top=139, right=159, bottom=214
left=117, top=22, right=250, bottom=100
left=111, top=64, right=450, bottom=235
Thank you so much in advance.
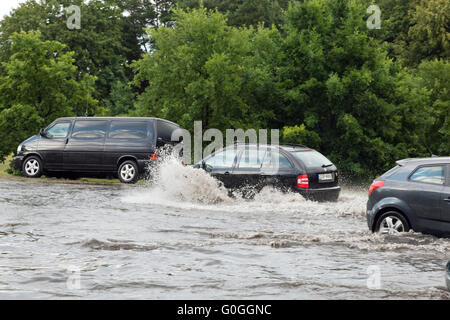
left=0, top=158, right=449, bottom=299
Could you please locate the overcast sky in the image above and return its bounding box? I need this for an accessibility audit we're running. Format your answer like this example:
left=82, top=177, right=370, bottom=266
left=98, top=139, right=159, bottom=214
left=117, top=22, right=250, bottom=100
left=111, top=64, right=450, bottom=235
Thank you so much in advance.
left=0, top=0, right=26, bottom=19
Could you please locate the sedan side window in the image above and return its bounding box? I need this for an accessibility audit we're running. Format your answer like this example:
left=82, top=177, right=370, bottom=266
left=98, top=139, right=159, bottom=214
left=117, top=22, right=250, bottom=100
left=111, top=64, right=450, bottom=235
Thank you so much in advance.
left=46, top=122, right=71, bottom=139
left=410, top=166, right=445, bottom=185
left=205, top=149, right=238, bottom=170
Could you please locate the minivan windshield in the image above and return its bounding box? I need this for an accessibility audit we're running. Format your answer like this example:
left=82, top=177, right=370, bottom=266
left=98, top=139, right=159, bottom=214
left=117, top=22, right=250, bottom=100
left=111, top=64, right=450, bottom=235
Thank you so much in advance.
left=292, top=150, right=333, bottom=169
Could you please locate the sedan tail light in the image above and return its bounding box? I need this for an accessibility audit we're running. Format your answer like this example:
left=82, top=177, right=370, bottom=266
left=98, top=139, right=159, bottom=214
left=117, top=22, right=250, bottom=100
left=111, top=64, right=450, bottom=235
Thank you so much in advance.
left=369, top=180, right=385, bottom=195
left=297, top=174, right=309, bottom=189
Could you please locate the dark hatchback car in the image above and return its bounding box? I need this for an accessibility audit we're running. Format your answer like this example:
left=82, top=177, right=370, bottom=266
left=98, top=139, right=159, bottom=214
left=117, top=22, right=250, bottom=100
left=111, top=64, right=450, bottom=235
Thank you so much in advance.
left=194, top=144, right=341, bottom=201
left=14, top=117, right=181, bottom=183
left=367, top=157, right=450, bottom=236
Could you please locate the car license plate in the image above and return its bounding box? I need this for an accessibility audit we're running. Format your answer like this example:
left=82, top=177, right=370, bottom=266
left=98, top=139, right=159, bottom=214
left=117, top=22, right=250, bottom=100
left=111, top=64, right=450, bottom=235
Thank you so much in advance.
left=319, top=173, right=334, bottom=182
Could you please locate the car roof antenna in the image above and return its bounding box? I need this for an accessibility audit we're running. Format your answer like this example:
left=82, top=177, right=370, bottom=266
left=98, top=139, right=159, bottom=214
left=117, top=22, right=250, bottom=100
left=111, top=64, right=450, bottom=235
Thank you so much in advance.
left=423, top=141, right=437, bottom=158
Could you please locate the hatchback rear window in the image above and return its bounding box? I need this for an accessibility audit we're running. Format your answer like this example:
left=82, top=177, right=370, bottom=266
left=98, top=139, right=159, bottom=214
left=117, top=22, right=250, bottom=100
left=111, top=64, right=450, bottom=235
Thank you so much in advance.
left=292, top=150, right=333, bottom=169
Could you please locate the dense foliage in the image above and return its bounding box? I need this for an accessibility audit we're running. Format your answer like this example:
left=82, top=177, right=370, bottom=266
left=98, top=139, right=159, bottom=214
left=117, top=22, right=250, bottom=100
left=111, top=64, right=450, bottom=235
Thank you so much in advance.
left=0, top=0, right=448, bottom=179
left=0, top=30, right=96, bottom=163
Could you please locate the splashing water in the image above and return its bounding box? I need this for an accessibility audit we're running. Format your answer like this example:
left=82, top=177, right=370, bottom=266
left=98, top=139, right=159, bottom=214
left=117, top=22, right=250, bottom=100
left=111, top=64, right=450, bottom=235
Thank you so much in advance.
left=122, top=153, right=367, bottom=217
left=1, top=169, right=450, bottom=299
left=142, top=155, right=232, bottom=204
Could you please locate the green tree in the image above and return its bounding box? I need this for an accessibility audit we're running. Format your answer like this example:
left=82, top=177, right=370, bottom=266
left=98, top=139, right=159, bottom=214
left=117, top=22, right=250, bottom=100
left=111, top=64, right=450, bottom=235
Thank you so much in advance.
left=417, top=59, right=450, bottom=155
left=133, top=6, right=283, bottom=131
left=280, top=0, right=432, bottom=178
left=176, top=0, right=290, bottom=27
left=372, top=0, right=418, bottom=63
left=105, top=81, right=135, bottom=116
left=374, top=0, right=449, bottom=66
left=282, top=125, right=321, bottom=149
left=116, top=0, right=176, bottom=69
left=0, top=30, right=97, bottom=162
left=0, top=0, right=129, bottom=110
left=408, top=0, right=450, bottom=64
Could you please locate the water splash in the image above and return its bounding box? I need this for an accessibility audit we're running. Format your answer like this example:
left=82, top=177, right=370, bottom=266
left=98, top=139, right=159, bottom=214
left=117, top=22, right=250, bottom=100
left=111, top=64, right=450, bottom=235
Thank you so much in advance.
left=122, top=153, right=367, bottom=217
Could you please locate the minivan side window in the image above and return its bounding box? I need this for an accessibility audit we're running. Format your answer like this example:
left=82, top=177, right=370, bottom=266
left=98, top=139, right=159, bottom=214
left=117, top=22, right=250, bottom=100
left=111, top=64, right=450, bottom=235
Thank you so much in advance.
left=71, top=121, right=109, bottom=140
left=109, top=121, right=148, bottom=139
left=410, top=166, right=445, bottom=185
left=46, top=122, right=71, bottom=139
left=157, top=120, right=179, bottom=142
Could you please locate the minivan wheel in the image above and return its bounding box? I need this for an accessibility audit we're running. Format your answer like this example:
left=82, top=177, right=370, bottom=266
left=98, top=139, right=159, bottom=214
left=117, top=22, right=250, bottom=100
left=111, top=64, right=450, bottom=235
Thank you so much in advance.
left=375, top=211, right=410, bottom=235
left=23, top=156, right=43, bottom=178
left=118, top=160, right=139, bottom=184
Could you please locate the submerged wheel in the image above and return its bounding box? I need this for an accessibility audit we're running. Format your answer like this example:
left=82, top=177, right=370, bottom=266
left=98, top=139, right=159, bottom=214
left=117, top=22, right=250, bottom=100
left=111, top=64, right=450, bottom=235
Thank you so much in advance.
left=23, top=156, right=43, bottom=178
left=375, top=211, right=410, bottom=235
left=118, top=160, right=139, bottom=184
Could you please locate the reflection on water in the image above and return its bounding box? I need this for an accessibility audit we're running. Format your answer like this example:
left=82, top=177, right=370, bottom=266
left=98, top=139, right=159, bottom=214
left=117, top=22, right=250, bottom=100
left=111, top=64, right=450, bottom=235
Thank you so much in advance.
left=0, top=158, right=449, bottom=299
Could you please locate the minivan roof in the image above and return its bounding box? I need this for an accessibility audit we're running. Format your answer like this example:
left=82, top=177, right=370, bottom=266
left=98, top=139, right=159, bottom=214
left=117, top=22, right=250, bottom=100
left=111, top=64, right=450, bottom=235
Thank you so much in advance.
left=56, top=117, right=180, bottom=127
left=396, top=157, right=450, bottom=166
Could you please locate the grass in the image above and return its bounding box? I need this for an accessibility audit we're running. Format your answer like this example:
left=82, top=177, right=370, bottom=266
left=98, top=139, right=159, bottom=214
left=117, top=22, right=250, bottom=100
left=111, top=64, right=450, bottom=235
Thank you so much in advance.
left=0, top=154, right=121, bottom=185
left=0, top=154, right=12, bottom=177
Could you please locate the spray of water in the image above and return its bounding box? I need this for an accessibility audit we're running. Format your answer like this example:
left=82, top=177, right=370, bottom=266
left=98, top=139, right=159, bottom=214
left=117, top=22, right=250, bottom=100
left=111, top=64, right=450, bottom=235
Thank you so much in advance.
left=145, top=155, right=232, bottom=204
left=122, top=152, right=367, bottom=217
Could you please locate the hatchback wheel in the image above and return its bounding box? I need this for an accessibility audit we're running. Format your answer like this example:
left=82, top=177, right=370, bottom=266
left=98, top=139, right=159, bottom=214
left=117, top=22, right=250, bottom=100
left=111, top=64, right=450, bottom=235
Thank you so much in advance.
left=118, top=160, right=139, bottom=184
left=23, top=156, right=43, bottom=178
left=375, top=211, right=410, bottom=235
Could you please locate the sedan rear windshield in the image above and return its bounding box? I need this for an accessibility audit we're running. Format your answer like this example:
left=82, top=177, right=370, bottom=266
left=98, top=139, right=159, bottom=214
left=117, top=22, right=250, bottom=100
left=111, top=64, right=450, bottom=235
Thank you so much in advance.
left=292, top=150, right=333, bottom=169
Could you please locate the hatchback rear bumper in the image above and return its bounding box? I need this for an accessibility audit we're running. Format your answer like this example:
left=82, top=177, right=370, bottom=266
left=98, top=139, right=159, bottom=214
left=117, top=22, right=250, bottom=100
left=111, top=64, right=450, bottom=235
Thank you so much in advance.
left=297, top=186, right=341, bottom=201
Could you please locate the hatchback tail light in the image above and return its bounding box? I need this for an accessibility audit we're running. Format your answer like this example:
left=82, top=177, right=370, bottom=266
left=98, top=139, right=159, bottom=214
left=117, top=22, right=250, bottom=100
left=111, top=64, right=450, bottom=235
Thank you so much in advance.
left=369, top=180, right=385, bottom=195
left=297, top=174, right=309, bottom=189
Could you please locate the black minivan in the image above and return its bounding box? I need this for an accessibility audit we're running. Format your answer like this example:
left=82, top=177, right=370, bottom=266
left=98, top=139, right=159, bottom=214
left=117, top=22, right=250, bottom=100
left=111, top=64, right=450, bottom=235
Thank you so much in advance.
left=194, top=144, right=341, bottom=201
left=14, top=117, right=181, bottom=183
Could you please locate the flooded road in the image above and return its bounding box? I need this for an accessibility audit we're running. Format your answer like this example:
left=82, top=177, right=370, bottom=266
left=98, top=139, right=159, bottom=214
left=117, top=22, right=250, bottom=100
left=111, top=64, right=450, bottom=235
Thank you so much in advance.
left=0, top=160, right=449, bottom=299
